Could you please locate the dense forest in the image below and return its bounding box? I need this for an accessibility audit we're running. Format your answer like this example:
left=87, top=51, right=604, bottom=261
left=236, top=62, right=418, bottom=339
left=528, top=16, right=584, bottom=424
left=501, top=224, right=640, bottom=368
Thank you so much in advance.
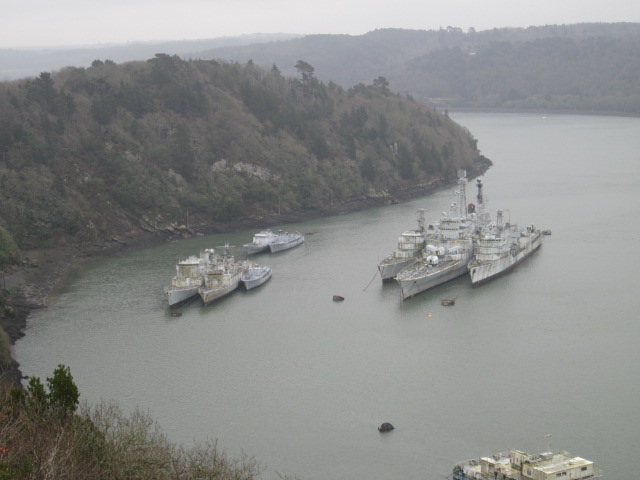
left=0, top=54, right=486, bottom=265
left=204, top=23, right=640, bottom=114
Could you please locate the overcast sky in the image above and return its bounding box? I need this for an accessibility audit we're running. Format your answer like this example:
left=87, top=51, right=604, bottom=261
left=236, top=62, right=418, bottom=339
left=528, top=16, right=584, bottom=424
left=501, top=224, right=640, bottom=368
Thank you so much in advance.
left=2, top=0, right=640, bottom=48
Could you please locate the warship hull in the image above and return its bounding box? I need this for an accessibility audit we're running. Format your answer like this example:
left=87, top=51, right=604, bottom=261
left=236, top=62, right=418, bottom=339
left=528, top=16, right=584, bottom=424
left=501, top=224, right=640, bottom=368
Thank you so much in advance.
left=397, top=257, right=471, bottom=300
left=244, top=230, right=277, bottom=255
left=469, top=230, right=542, bottom=287
left=378, top=258, right=418, bottom=282
left=199, top=275, right=243, bottom=305
left=269, top=234, right=304, bottom=252
left=245, top=244, right=270, bottom=255
left=165, top=285, right=199, bottom=307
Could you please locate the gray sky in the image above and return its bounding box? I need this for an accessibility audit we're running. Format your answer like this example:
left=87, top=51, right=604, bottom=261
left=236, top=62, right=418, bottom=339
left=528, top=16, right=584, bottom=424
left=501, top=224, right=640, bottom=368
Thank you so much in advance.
left=2, top=0, right=639, bottom=48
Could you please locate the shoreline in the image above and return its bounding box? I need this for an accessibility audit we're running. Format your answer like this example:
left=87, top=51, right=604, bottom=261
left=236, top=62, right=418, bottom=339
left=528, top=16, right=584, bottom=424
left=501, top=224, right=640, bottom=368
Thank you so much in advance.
left=2, top=161, right=491, bottom=387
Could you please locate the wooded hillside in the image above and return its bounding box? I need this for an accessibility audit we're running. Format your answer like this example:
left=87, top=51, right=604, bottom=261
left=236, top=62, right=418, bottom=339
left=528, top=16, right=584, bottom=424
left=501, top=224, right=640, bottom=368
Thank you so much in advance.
left=0, top=55, right=487, bottom=259
left=204, top=23, right=640, bottom=114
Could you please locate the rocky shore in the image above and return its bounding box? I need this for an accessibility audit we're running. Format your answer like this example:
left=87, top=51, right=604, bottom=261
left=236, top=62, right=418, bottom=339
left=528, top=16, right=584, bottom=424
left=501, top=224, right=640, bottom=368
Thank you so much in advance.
left=0, top=158, right=491, bottom=388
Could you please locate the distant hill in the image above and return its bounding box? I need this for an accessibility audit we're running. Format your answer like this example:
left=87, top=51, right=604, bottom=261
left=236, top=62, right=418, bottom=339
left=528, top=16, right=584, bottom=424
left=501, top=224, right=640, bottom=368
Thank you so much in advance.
left=0, top=34, right=301, bottom=81
left=4, top=23, right=640, bottom=114
left=201, top=23, right=640, bottom=114
left=0, top=55, right=488, bottom=256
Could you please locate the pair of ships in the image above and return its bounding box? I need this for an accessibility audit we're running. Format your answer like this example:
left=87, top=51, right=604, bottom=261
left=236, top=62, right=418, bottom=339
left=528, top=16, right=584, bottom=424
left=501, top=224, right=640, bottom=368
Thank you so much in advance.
left=164, top=230, right=304, bottom=307
left=379, top=171, right=545, bottom=299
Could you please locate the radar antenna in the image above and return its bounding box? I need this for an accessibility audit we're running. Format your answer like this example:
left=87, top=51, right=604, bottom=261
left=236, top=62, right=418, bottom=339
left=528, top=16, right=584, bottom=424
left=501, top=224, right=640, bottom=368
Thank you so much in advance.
left=545, top=433, right=553, bottom=453
left=215, top=243, right=235, bottom=256
left=415, top=209, right=427, bottom=232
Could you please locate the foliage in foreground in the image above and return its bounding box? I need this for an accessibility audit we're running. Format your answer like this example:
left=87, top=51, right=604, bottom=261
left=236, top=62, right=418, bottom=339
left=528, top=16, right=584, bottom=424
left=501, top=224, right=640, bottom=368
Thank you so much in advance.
left=0, top=366, right=263, bottom=480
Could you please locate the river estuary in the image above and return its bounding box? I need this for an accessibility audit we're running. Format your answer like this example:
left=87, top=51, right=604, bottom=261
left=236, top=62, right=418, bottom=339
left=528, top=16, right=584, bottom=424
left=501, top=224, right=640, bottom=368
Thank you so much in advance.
left=16, top=112, right=640, bottom=479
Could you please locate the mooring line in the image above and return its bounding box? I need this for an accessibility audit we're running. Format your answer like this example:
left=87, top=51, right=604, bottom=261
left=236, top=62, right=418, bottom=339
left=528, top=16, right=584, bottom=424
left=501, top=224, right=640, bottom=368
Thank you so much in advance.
left=363, top=269, right=379, bottom=291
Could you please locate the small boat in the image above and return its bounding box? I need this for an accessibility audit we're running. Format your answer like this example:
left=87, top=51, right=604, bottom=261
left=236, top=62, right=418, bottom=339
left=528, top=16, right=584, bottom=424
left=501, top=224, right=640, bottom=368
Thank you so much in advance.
left=170, top=312, right=182, bottom=317
left=441, top=299, right=455, bottom=306
left=241, top=264, right=272, bottom=290
left=332, top=295, right=345, bottom=302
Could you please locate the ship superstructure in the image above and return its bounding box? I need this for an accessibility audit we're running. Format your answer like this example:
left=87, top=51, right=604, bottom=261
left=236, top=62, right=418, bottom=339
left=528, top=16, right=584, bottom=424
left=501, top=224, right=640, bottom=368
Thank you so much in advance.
left=453, top=449, right=600, bottom=480
left=377, top=209, right=428, bottom=282
left=165, top=248, right=216, bottom=307
left=198, top=246, right=249, bottom=305
left=244, top=230, right=278, bottom=255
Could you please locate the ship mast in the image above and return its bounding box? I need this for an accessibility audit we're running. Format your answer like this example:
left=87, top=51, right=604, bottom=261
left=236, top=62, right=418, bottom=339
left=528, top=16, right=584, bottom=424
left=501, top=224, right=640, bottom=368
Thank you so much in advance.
left=456, top=170, right=467, bottom=217
left=416, top=209, right=427, bottom=233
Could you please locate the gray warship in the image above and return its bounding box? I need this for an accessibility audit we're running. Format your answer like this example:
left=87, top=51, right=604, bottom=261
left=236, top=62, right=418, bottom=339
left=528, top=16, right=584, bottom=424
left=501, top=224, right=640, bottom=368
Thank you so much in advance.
left=198, top=246, right=250, bottom=305
left=395, top=171, right=476, bottom=300
left=243, top=230, right=277, bottom=255
left=241, top=264, right=272, bottom=290
left=468, top=209, right=543, bottom=286
left=269, top=231, right=304, bottom=252
left=164, top=248, right=216, bottom=307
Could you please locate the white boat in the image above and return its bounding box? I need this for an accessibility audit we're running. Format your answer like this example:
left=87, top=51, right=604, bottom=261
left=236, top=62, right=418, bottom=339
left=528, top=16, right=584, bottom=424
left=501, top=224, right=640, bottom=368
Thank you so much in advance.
left=468, top=209, right=542, bottom=286
left=164, top=249, right=215, bottom=307
left=269, top=231, right=304, bottom=252
left=377, top=210, right=428, bottom=282
left=395, top=171, right=476, bottom=300
left=241, top=264, right=272, bottom=290
left=198, top=249, right=249, bottom=305
left=244, top=230, right=277, bottom=255
left=453, top=448, right=600, bottom=480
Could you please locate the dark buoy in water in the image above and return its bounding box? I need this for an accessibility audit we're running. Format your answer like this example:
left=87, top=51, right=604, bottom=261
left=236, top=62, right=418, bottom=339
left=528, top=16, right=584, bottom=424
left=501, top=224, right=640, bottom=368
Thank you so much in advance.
left=378, top=422, right=394, bottom=432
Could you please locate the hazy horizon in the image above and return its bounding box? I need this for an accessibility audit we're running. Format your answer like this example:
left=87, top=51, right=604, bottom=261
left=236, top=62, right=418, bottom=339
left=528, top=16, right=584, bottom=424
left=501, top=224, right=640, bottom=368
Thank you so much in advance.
left=3, top=0, right=639, bottom=49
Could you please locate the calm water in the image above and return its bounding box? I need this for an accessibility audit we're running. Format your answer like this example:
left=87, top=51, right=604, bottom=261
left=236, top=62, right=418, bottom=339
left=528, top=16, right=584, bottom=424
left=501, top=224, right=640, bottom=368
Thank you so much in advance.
left=16, top=113, right=640, bottom=479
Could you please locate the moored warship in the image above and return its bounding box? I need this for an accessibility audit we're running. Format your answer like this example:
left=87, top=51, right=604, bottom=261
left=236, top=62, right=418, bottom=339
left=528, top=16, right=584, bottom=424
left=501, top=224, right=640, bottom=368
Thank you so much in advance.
left=453, top=448, right=600, bottom=480
left=164, top=248, right=216, bottom=307
left=395, top=171, right=476, bottom=300
left=198, top=247, right=249, bottom=305
left=468, top=209, right=542, bottom=286
left=240, top=264, right=272, bottom=290
left=244, top=230, right=277, bottom=255
left=377, top=209, right=428, bottom=282
left=269, top=231, right=304, bottom=252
